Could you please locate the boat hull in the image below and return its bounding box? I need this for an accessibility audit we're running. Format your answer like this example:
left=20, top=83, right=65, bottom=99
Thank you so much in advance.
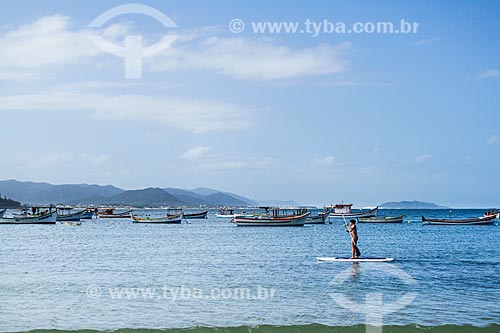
left=182, top=211, right=208, bottom=219
left=305, top=213, right=328, bottom=224
left=0, top=211, right=57, bottom=224
left=131, top=213, right=183, bottom=224
left=80, top=210, right=94, bottom=219
left=329, top=207, right=378, bottom=219
left=358, top=214, right=405, bottom=223
left=98, top=211, right=131, bottom=218
left=422, top=215, right=496, bottom=225
left=234, top=212, right=310, bottom=227
left=57, top=209, right=86, bottom=221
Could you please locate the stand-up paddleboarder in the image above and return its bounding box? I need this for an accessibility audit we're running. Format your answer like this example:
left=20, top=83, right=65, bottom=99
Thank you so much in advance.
left=346, top=219, right=361, bottom=259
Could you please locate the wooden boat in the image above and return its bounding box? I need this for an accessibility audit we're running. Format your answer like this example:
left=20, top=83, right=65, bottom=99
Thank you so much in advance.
left=0, top=206, right=57, bottom=224
left=97, top=208, right=131, bottom=218
left=358, top=214, right=406, bottom=223
left=305, top=212, right=328, bottom=224
left=422, top=215, right=496, bottom=225
left=327, top=204, right=378, bottom=218
left=80, top=208, right=96, bottom=220
left=56, top=207, right=87, bottom=221
left=183, top=211, right=208, bottom=219
left=216, top=208, right=236, bottom=218
left=484, top=210, right=500, bottom=219
left=131, top=212, right=183, bottom=224
left=234, top=208, right=310, bottom=227
left=167, top=209, right=208, bottom=219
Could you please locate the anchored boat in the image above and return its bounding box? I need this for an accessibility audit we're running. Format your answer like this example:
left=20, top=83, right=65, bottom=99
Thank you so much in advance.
left=131, top=212, right=183, bottom=224
left=80, top=208, right=96, bottom=220
left=0, top=206, right=57, bottom=224
left=97, top=208, right=132, bottom=219
left=422, top=215, right=496, bottom=225
left=327, top=204, right=378, bottom=219
left=234, top=208, right=310, bottom=227
left=215, top=208, right=254, bottom=219
left=168, top=208, right=208, bottom=219
left=305, top=212, right=329, bottom=224
left=183, top=210, right=208, bottom=219
left=484, top=210, right=500, bottom=219
left=358, top=214, right=406, bottom=223
left=56, top=207, right=87, bottom=221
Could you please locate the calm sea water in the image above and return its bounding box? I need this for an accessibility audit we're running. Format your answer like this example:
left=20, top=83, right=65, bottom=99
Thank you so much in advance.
left=0, top=209, right=499, bottom=332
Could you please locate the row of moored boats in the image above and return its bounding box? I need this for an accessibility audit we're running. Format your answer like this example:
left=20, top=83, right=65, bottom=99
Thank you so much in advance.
left=0, top=204, right=498, bottom=226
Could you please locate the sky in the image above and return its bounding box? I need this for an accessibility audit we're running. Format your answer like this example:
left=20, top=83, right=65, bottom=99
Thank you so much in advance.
left=0, top=0, right=499, bottom=207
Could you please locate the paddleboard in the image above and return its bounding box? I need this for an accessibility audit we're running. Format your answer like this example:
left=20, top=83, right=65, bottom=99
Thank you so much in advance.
left=316, top=257, right=394, bottom=262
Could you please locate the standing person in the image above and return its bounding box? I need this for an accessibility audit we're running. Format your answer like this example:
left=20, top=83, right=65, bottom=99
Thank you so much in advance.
left=346, top=219, right=361, bottom=259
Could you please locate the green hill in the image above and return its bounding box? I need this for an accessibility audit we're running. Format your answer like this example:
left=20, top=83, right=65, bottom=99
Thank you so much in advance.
left=380, top=200, right=448, bottom=209
left=0, top=195, right=21, bottom=208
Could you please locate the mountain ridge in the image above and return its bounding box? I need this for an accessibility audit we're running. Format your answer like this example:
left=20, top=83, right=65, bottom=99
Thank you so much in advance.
left=0, top=179, right=257, bottom=207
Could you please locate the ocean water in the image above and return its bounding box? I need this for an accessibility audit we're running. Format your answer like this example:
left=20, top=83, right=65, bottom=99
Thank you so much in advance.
left=0, top=209, right=499, bottom=332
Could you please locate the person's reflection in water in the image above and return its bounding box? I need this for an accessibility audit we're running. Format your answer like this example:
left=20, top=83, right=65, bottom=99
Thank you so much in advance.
left=351, top=262, right=360, bottom=279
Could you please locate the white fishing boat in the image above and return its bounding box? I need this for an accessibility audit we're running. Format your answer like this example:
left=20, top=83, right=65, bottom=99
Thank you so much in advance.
left=327, top=204, right=378, bottom=218
left=215, top=208, right=254, bottom=218
left=80, top=208, right=96, bottom=220
left=131, top=212, right=183, bottom=224
left=305, top=212, right=329, bottom=224
left=0, top=206, right=57, bottom=224
left=56, top=206, right=87, bottom=221
left=215, top=208, right=236, bottom=218
left=234, top=208, right=310, bottom=227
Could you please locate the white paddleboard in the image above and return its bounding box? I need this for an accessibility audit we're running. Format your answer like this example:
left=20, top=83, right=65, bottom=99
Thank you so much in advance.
left=316, top=257, right=394, bottom=262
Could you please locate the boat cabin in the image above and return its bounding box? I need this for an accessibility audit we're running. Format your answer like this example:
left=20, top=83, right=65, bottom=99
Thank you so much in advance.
left=56, top=206, right=75, bottom=214
left=261, top=207, right=308, bottom=217
left=332, top=204, right=353, bottom=214
left=99, top=208, right=115, bottom=215
left=219, top=208, right=235, bottom=215
left=30, top=205, right=56, bottom=216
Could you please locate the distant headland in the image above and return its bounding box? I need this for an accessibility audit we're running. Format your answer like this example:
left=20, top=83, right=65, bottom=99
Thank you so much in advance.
left=379, top=200, right=449, bottom=209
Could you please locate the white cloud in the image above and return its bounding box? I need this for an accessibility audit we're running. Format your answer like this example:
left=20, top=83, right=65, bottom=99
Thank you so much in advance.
left=0, top=15, right=350, bottom=81
left=476, top=69, right=500, bottom=79
left=150, top=37, right=351, bottom=80
left=312, top=155, right=335, bottom=167
left=0, top=92, right=251, bottom=133
left=488, top=134, right=499, bottom=144
left=197, top=157, right=278, bottom=170
left=7, top=151, right=110, bottom=169
left=181, top=146, right=278, bottom=170
left=181, top=146, right=213, bottom=160
left=0, top=15, right=100, bottom=70
left=414, top=154, right=432, bottom=163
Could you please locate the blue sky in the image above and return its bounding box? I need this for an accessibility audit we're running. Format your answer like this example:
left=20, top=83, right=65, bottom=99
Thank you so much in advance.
left=0, top=0, right=499, bottom=207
